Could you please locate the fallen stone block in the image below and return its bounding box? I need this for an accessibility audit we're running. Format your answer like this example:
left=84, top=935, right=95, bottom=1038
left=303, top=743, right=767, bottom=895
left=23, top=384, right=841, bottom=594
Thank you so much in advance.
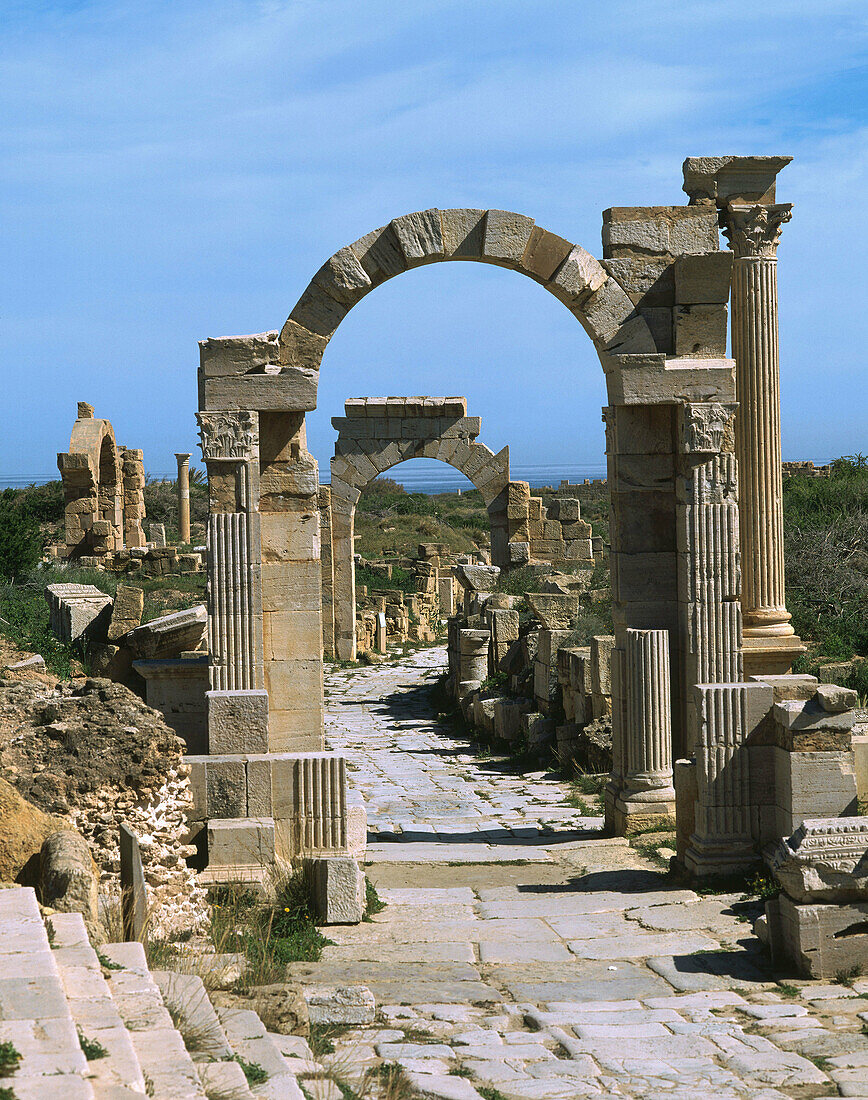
left=39, top=829, right=100, bottom=929
left=45, top=583, right=113, bottom=644
left=311, top=856, right=365, bottom=924
left=123, top=604, right=207, bottom=658
left=303, top=985, right=375, bottom=1025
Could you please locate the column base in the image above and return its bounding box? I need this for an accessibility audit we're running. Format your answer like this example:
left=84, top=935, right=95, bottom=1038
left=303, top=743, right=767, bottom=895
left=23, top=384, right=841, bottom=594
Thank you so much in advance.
left=612, top=793, right=676, bottom=837
left=682, top=832, right=758, bottom=879
left=742, top=634, right=806, bottom=679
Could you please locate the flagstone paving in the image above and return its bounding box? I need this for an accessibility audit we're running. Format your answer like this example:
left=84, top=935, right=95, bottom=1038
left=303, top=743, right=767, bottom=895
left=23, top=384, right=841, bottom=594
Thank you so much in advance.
left=292, top=646, right=868, bottom=1099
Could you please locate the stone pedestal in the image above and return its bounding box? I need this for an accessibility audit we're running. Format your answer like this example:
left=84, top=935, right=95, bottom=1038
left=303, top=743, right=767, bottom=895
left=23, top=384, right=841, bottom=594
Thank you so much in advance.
left=613, top=628, right=676, bottom=833
left=175, top=453, right=192, bottom=544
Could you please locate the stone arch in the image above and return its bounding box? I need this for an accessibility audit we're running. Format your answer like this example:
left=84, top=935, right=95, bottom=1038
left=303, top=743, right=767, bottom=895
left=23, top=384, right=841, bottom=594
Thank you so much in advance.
left=278, top=208, right=657, bottom=380
left=58, top=403, right=124, bottom=557
left=327, top=396, right=520, bottom=660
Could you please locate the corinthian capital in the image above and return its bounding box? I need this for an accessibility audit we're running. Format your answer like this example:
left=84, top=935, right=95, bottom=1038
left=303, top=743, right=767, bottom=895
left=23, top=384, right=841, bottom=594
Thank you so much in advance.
left=196, top=410, right=259, bottom=462
left=722, top=203, right=792, bottom=259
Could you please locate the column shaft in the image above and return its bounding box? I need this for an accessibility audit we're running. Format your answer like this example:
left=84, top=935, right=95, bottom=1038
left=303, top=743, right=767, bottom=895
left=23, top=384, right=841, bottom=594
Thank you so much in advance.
left=731, top=259, right=789, bottom=634
left=175, top=453, right=192, bottom=544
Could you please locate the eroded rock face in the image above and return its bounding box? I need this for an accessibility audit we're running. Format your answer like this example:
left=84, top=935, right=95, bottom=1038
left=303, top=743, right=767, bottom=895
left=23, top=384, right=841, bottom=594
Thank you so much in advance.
left=0, top=775, right=69, bottom=885
left=0, top=675, right=207, bottom=938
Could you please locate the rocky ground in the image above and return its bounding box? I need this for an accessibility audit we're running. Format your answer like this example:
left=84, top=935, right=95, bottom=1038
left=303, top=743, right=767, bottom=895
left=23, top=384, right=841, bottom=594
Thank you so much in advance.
left=291, top=647, right=868, bottom=1100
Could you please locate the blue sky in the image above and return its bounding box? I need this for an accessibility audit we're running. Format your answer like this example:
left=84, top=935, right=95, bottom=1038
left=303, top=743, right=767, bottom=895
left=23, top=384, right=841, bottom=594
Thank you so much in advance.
left=2, top=0, right=866, bottom=481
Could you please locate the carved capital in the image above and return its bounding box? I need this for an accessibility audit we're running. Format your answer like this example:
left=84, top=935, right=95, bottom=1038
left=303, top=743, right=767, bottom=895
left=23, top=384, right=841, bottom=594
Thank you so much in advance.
left=722, top=203, right=792, bottom=259
left=679, top=402, right=737, bottom=455
left=196, top=410, right=259, bottom=462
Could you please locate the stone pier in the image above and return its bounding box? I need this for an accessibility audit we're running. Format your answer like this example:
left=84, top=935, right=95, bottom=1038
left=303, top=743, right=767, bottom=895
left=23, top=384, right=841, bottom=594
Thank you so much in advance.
left=175, top=452, right=192, bottom=544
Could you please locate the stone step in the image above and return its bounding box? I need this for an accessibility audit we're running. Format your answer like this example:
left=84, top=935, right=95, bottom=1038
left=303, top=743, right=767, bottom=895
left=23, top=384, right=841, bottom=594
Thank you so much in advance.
left=151, top=971, right=233, bottom=1063
left=197, top=1058, right=255, bottom=1099
left=100, top=941, right=208, bottom=1099
left=0, top=886, right=94, bottom=1098
left=48, top=912, right=148, bottom=1096
left=215, top=1006, right=306, bottom=1099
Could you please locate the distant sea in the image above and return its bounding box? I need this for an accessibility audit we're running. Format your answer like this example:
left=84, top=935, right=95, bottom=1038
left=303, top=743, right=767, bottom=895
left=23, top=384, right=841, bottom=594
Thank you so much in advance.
left=2, top=461, right=608, bottom=494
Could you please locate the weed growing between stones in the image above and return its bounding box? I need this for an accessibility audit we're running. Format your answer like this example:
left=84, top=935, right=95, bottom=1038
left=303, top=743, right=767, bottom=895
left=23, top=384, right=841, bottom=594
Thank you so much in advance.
left=565, top=771, right=606, bottom=814
left=77, top=1029, right=108, bottom=1060
left=477, top=1086, right=509, bottom=1100
left=308, top=1023, right=353, bottom=1058
left=206, top=866, right=334, bottom=991
left=364, top=878, right=386, bottom=920
left=0, top=1042, right=21, bottom=1076
left=836, top=963, right=865, bottom=987
left=225, top=1053, right=268, bottom=1085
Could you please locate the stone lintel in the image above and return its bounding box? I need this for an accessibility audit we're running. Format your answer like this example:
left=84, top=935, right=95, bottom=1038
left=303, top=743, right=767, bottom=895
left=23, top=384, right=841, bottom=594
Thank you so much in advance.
left=682, top=156, right=792, bottom=206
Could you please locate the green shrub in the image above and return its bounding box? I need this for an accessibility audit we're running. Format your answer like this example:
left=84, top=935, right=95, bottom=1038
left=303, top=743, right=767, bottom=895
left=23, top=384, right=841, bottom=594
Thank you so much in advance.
left=0, top=490, right=45, bottom=582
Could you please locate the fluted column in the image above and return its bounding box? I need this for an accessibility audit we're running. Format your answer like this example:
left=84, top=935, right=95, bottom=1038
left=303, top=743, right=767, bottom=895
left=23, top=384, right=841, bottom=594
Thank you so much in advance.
left=175, top=452, right=192, bottom=544
left=723, top=203, right=803, bottom=675
left=615, top=629, right=676, bottom=832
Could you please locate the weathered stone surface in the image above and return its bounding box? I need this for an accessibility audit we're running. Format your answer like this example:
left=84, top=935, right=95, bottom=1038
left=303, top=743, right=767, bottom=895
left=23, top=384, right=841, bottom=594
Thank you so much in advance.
left=771, top=818, right=868, bottom=902
left=312, top=857, right=365, bottom=924
left=39, top=829, right=100, bottom=928
left=124, top=605, right=207, bottom=658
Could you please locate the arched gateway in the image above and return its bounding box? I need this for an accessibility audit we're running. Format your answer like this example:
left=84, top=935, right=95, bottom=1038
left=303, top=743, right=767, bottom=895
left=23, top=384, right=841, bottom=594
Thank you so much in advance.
left=327, top=395, right=514, bottom=661
left=195, top=161, right=798, bottom=882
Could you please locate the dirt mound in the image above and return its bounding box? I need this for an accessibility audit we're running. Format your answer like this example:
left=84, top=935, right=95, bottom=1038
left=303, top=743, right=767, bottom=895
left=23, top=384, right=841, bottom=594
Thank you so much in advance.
left=0, top=776, right=69, bottom=885
left=0, top=675, right=207, bottom=937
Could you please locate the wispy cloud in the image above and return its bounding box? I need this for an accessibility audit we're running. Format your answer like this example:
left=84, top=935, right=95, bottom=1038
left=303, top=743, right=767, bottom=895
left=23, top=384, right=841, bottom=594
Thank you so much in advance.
left=1, top=0, right=866, bottom=472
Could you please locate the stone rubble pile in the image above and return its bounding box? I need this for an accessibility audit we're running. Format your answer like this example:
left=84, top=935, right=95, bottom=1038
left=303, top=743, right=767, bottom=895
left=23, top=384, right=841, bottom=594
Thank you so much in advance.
left=0, top=676, right=208, bottom=938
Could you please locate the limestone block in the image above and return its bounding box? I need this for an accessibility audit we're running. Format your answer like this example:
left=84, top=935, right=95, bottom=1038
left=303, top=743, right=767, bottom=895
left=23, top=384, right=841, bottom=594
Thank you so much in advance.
left=750, top=674, right=818, bottom=702
left=591, top=636, right=616, bottom=695
left=602, top=208, right=669, bottom=255
left=816, top=683, right=858, bottom=713
left=290, top=282, right=347, bottom=336
left=350, top=224, right=408, bottom=283
left=856, top=732, right=868, bottom=804
left=770, top=818, right=868, bottom=903
left=208, top=818, right=275, bottom=868
left=604, top=256, right=674, bottom=307
left=312, top=857, right=365, bottom=924
left=244, top=755, right=273, bottom=818
left=202, top=366, right=319, bottom=412
left=773, top=748, right=858, bottom=831
left=124, top=605, right=207, bottom=658
left=547, top=498, right=580, bottom=523
left=767, top=892, right=868, bottom=979
left=521, top=225, right=573, bottom=281
left=303, top=986, right=375, bottom=1026
left=494, top=698, right=534, bottom=742
left=682, top=155, right=791, bottom=205
left=346, top=790, right=367, bottom=857
left=455, top=564, right=500, bottom=592
left=207, top=690, right=269, bottom=754
left=277, top=318, right=329, bottom=371
left=506, top=481, right=530, bottom=520
left=199, top=331, right=280, bottom=377
left=107, top=584, right=144, bottom=641
left=261, top=561, right=322, bottom=613
left=45, top=584, right=113, bottom=644
left=263, top=609, right=323, bottom=662
left=206, top=756, right=248, bottom=819
left=607, top=404, right=675, bottom=456
left=267, top=659, right=324, bottom=715
left=526, top=593, right=579, bottom=630
left=602, top=353, right=735, bottom=407
left=612, top=551, right=678, bottom=602
left=561, top=520, right=593, bottom=539
left=482, top=209, right=535, bottom=266
left=674, top=305, right=728, bottom=358
left=390, top=209, right=444, bottom=263
left=440, top=209, right=486, bottom=259
left=610, top=490, right=675, bottom=554
left=312, top=246, right=372, bottom=306
left=674, top=252, right=733, bottom=305
left=507, top=541, right=529, bottom=564
left=260, top=509, right=320, bottom=563
left=668, top=209, right=721, bottom=255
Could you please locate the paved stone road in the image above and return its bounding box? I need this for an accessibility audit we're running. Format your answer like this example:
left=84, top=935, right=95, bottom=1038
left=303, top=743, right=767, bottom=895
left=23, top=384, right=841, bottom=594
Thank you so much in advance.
left=291, top=647, right=868, bottom=1099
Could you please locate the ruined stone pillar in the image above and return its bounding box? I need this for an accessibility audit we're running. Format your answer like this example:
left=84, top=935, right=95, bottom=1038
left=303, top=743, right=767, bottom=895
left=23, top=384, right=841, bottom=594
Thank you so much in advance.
left=196, top=411, right=265, bottom=701
left=175, top=452, right=192, bottom=544
left=721, top=202, right=803, bottom=677
left=614, top=629, right=675, bottom=831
